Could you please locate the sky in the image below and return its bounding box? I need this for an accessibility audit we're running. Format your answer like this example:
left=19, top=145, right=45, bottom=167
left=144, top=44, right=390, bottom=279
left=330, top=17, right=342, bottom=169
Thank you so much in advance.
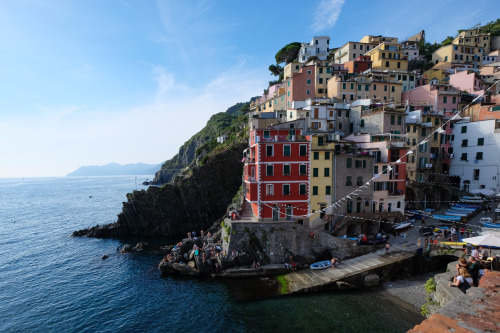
left=1, top=0, right=499, bottom=177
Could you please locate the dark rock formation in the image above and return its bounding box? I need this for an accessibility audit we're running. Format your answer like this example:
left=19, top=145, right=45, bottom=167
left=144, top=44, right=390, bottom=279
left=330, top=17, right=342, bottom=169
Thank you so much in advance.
left=73, top=143, right=247, bottom=238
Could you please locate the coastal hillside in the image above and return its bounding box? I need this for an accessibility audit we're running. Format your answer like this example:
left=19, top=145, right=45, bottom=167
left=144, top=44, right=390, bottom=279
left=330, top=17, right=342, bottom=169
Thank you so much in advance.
left=74, top=142, right=247, bottom=237
left=152, top=101, right=252, bottom=184
left=67, top=162, right=161, bottom=177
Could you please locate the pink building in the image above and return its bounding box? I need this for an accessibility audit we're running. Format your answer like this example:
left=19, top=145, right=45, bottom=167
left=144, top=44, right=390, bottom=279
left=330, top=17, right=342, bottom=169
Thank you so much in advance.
left=402, top=83, right=460, bottom=114
left=448, top=70, right=484, bottom=95
left=285, top=65, right=316, bottom=108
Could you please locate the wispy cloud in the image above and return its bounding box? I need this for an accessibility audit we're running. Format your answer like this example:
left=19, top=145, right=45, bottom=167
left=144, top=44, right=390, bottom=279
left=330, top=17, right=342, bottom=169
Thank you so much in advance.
left=311, top=0, right=345, bottom=32
left=151, top=65, right=175, bottom=101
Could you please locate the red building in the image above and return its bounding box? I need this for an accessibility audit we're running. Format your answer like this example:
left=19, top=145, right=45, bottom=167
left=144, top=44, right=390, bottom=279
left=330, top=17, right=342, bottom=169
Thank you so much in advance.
left=244, top=121, right=310, bottom=222
left=344, top=55, right=372, bottom=74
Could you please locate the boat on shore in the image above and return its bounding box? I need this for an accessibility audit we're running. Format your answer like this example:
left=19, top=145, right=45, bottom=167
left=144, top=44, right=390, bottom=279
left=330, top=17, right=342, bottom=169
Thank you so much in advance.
left=444, top=210, right=469, bottom=217
left=310, top=260, right=332, bottom=270
left=433, top=215, right=462, bottom=222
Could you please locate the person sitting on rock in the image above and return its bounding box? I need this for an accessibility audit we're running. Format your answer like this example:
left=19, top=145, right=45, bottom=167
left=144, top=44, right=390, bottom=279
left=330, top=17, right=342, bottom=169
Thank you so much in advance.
left=449, top=266, right=473, bottom=293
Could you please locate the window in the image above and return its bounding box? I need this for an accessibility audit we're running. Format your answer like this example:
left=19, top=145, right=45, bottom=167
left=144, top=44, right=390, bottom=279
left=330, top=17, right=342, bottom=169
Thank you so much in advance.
left=325, top=186, right=331, bottom=195
left=443, top=96, right=447, bottom=103
left=477, top=138, right=484, bottom=146
left=373, top=84, right=377, bottom=91
left=357, top=176, right=363, bottom=186
left=283, top=165, right=291, bottom=176
left=266, top=165, right=273, bottom=176
left=391, top=115, right=395, bottom=124
left=324, top=168, right=330, bottom=177
left=460, top=153, right=468, bottom=161
left=266, top=145, right=273, bottom=156
left=283, top=184, right=290, bottom=196
left=461, top=126, right=467, bottom=133
left=452, top=96, right=456, bottom=104
left=307, top=79, right=311, bottom=85
left=266, top=184, right=274, bottom=196
left=476, top=152, right=483, bottom=160
left=299, top=145, right=307, bottom=156
left=299, top=164, right=307, bottom=175
left=312, top=186, right=318, bottom=195
left=342, top=83, right=346, bottom=89
left=263, top=130, right=270, bottom=139
left=384, top=85, right=388, bottom=91
left=307, top=70, right=312, bottom=74
left=391, top=86, right=395, bottom=92
left=435, top=118, right=439, bottom=125
left=397, top=116, right=402, bottom=125
left=473, top=169, right=480, bottom=180
left=346, top=176, right=352, bottom=186
left=318, top=137, right=324, bottom=146
left=360, top=119, right=365, bottom=127
left=374, top=165, right=379, bottom=174
left=357, top=84, right=362, bottom=91
left=306, top=90, right=310, bottom=95
left=462, top=139, right=468, bottom=147
left=350, top=83, right=354, bottom=89
left=313, top=152, right=319, bottom=160
left=347, top=158, right=352, bottom=168
left=313, top=168, right=318, bottom=177
left=385, top=61, right=389, bottom=67
left=299, top=184, right=306, bottom=195
left=325, top=152, right=330, bottom=160
left=283, top=145, right=291, bottom=156
left=422, top=128, right=426, bottom=136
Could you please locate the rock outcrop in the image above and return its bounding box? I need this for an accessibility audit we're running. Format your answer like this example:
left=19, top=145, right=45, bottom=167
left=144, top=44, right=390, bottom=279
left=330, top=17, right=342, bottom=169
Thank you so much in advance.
left=73, top=143, right=247, bottom=238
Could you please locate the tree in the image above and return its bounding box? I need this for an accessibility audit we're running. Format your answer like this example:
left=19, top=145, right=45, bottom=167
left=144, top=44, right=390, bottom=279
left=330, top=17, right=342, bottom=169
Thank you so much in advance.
left=275, top=42, right=302, bottom=64
left=268, top=64, right=283, bottom=76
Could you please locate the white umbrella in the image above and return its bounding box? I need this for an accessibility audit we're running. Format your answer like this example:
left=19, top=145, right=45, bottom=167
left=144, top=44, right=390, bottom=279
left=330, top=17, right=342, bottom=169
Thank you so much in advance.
left=462, top=233, right=500, bottom=256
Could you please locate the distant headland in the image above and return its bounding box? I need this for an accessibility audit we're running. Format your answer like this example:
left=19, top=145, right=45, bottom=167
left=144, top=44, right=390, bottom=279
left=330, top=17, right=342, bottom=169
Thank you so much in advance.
left=67, top=162, right=161, bottom=176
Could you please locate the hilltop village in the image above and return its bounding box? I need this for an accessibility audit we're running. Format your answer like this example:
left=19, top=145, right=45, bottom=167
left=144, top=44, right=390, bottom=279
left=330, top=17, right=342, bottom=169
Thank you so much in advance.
left=239, top=28, right=500, bottom=235
left=152, top=25, right=500, bottom=278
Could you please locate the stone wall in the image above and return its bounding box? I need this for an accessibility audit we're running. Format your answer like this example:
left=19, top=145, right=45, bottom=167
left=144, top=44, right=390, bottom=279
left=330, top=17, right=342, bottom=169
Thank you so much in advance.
left=409, top=270, right=500, bottom=333
left=223, top=219, right=380, bottom=265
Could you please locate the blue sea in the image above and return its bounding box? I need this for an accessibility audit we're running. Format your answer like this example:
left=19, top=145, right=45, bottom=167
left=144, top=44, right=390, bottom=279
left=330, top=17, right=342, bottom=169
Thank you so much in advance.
left=0, top=176, right=424, bottom=333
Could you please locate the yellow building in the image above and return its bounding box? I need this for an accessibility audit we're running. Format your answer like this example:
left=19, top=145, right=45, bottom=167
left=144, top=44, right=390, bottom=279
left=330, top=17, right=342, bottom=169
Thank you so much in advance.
left=365, top=42, right=408, bottom=71
left=309, top=134, right=335, bottom=226
left=360, top=35, right=398, bottom=44
left=283, top=62, right=304, bottom=80
left=423, top=63, right=452, bottom=83
left=431, top=29, right=491, bottom=68
left=327, top=74, right=402, bottom=103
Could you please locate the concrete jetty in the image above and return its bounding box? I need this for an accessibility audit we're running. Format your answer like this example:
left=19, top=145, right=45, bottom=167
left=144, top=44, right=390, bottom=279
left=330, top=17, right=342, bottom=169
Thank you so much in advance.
left=283, top=244, right=416, bottom=294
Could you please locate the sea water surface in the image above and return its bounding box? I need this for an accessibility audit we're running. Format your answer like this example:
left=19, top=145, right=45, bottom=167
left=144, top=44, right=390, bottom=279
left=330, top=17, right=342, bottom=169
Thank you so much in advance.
left=0, top=176, right=423, bottom=333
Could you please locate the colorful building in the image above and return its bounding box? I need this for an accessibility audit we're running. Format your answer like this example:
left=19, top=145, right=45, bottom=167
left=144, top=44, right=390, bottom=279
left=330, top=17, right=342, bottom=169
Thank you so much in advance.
left=243, top=118, right=310, bottom=223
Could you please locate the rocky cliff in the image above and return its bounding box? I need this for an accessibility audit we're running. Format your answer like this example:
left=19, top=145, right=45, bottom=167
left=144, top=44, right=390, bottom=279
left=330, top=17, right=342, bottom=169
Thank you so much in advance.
left=73, top=143, right=247, bottom=238
left=152, top=102, right=250, bottom=185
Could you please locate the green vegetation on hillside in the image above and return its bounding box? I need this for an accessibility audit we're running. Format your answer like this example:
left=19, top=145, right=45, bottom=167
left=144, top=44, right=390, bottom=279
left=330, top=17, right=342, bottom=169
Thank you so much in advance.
left=158, top=101, right=251, bottom=180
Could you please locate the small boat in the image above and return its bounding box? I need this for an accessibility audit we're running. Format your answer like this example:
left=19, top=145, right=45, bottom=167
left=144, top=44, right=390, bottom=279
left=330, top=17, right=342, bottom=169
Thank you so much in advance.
left=310, top=260, right=332, bottom=270
left=448, top=207, right=476, bottom=212
left=433, top=215, right=462, bottom=222
left=433, top=226, right=449, bottom=237
left=481, top=222, right=500, bottom=229
left=459, top=196, right=485, bottom=204
left=392, top=221, right=413, bottom=234
left=444, top=210, right=469, bottom=217
left=451, top=203, right=480, bottom=209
